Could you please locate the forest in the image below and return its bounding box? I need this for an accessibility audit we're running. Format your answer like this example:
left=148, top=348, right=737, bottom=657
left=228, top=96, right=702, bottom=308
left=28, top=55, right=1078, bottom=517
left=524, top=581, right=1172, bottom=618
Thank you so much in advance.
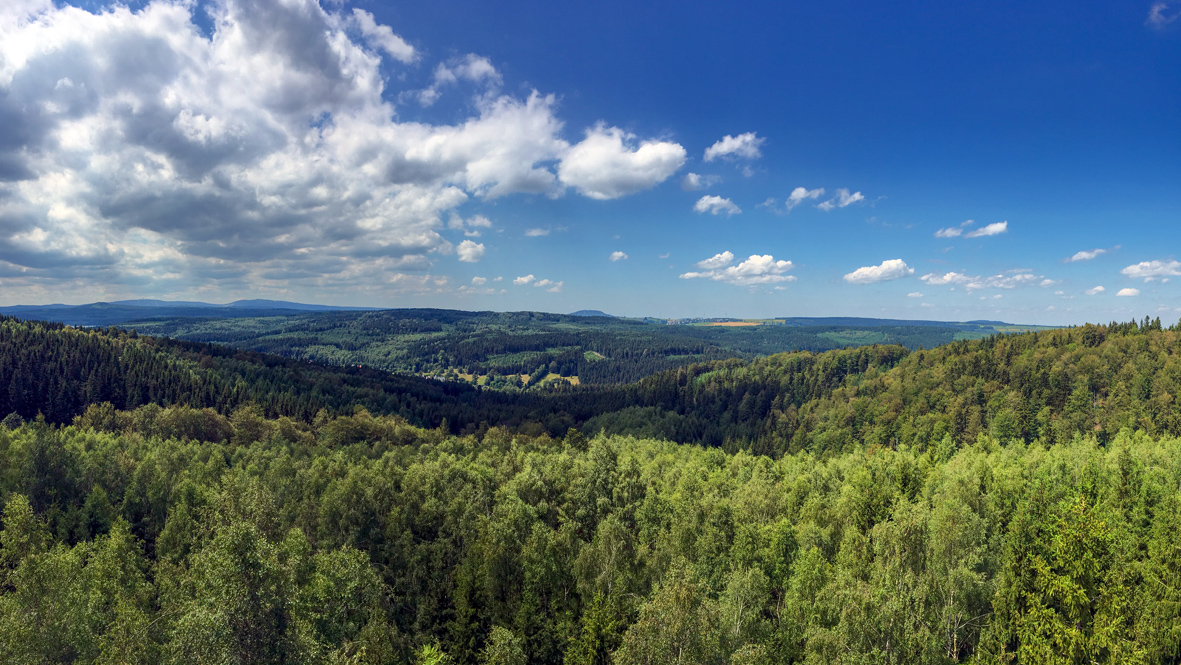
left=2, top=315, right=1181, bottom=663
left=122, top=309, right=1005, bottom=386
left=2, top=403, right=1180, bottom=663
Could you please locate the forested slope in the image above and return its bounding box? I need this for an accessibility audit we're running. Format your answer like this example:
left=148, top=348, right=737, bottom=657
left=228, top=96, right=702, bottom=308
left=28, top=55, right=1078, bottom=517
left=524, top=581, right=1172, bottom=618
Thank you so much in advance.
left=124, top=309, right=978, bottom=386
left=3, top=316, right=1181, bottom=662
left=588, top=317, right=1181, bottom=455
left=5, top=316, right=1181, bottom=457
left=0, top=317, right=572, bottom=433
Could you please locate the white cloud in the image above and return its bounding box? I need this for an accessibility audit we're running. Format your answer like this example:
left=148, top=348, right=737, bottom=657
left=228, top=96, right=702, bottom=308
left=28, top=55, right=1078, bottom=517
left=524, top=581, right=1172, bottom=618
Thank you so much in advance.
left=694, top=195, right=741, bottom=216
left=695, top=251, right=735, bottom=270
left=534, top=278, right=563, bottom=292
left=1086, top=286, right=1105, bottom=295
left=1067, top=248, right=1106, bottom=262
left=350, top=9, right=417, bottom=63
left=0, top=1, right=696, bottom=302
left=680, top=252, right=795, bottom=286
left=785, top=186, right=825, bottom=213
left=448, top=213, right=493, bottom=237
left=1148, top=2, right=1179, bottom=26
left=417, top=53, right=502, bottom=106
left=1117, top=288, right=1141, bottom=297
left=524, top=228, right=550, bottom=237
left=920, top=272, right=972, bottom=286
left=681, top=172, right=720, bottom=191
left=843, top=259, right=914, bottom=284
left=609, top=251, right=628, bottom=262
left=703, top=132, right=765, bottom=162
left=816, top=188, right=864, bottom=211
left=471, top=276, right=487, bottom=285
left=965, top=221, right=1008, bottom=238
left=456, top=240, right=485, bottom=262
left=920, top=271, right=1044, bottom=290
left=908, top=292, right=923, bottom=298
left=557, top=124, right=686, bottom=199
left=934, top=220, right=973, bottom=238
left=1121, top=260, right=1181, bottom=282
left=513, top=275, right=535, bottom=285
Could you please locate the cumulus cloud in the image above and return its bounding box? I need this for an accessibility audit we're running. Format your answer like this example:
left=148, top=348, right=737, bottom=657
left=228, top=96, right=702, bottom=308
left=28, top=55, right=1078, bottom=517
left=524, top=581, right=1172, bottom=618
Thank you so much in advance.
left=964, top=221, right=1008, bottom=238
left=703, top=132, right=765, bottom=162
left=513, top=275, right=535, bottom=285
left=908, top=292, right=923, bottom=298
left=758, top=186, right=824, bottom=215
left=534, top=278, right=563, bottom=292
left=1067, top=248, right=1106, bottom=262
left=935, top=220, right=973, bottom=238
left=0, top=0, right=687, bottom=302
left=417, top=53, right=501, bottom=106
left=693, top=195, right=741, bottom=216
left=681, top=172, right=720, bottom=191
left=694, top=251, right=735, bottom=270
left=1121, top=260, right=1181, bottom=281
left=350, top=9, right=417, bottom=63
left=786, top=186, right=825, bottom=211
left=456, top=240, right=485, bottom=262
left=1117, top=288, right=1141, bottom=297
left=448, top=213, right=493, bottom=237
left=843, top=259, right=914, bottom=284
left=817, top=188, right=865, bottom=211
left=557, top=124, right=686, bottom=199
left=920, top=270, right=1044, bottom=290
left=1148, top=2, right=1179, bottom=26
left=1086, top=286, right=1105, bottom=295
left=524, top=228, right=550, bottom=237
left=471, top=276, right=487, bottom=285
left=609, top=251, right=628, bottom=262
left=680, top=252, right=795, bottom=286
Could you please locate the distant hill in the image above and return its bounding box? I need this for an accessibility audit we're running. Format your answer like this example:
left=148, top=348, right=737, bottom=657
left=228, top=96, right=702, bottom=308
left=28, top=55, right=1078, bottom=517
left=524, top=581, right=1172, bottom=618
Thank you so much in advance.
left=226, top=299, right=372, bottom=311
left=120, top=308, right=1043, bottom=389
left=569, top=309, right=615, bottom=317
left=0, top=299, right=376, bottom=326
left=775, top=316, right=1012, bottom=330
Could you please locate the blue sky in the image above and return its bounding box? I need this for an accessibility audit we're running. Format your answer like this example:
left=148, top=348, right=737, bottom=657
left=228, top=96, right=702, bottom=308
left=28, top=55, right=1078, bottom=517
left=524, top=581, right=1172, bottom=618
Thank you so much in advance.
left=0, top=0, right=1177, bottom=323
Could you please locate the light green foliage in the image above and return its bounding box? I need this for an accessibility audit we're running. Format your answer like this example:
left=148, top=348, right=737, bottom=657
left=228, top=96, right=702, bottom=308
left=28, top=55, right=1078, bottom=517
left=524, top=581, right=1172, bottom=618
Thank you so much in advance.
left=613, top=563, right=722, bottom=665
left=2, top=407, right=1181, bottom=663
left=479, top=626, right=525, bottom=665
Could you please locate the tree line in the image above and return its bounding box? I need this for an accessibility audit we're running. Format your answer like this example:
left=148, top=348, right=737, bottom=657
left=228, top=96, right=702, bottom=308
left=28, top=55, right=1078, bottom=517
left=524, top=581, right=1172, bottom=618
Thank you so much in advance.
left=8, top=316, right=1181, bottom=458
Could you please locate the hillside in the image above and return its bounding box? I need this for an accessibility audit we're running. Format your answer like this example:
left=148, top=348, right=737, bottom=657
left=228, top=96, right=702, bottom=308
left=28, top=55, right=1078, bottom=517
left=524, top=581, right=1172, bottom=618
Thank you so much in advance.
left=1, top=315, right=1179, bottom=457
left=2, top=316, right=1181, bottom=663
left=119, top=308, right=1015, bottom=388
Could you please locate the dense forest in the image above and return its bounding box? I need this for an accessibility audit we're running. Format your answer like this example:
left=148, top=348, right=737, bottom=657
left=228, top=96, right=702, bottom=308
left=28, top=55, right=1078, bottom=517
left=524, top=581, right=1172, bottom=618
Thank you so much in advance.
left=8, top=315, right=1181, bottom=456
left=2, top=407, right=1181, bottom=663
left=4, top=315, right=1181, bottom=662
left=124, top=309, right=995, bottom=386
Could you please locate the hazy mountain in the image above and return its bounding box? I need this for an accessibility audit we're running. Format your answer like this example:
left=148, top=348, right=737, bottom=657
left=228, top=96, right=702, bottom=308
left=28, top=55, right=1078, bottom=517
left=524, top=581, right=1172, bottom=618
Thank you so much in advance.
left=0, top=299, right=376, bottom=327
